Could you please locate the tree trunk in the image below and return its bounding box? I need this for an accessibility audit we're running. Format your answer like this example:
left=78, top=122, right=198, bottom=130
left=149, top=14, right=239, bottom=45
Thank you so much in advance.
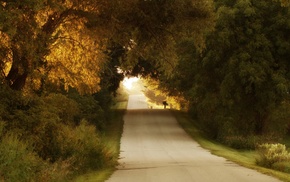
left=255, top=112, right=267, bottom=135
left=5, top=45, right=29, bottom=91
left=10, top=73, right=28, bottom=90
left=6, top=64, right=28, bottom=91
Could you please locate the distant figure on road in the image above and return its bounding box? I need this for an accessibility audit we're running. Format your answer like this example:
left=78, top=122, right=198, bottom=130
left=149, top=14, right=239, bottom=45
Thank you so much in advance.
left=162, top=101, right=168, bottom=109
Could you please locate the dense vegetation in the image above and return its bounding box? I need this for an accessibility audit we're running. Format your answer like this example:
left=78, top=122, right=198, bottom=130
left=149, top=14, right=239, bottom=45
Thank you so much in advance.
left=0, top=0, right=214, bottom=181
left=1, top=0, right=290, bottom=180
left=152, top=0, right=290, bottom=149
left=0, top=85, right=116, bottom=181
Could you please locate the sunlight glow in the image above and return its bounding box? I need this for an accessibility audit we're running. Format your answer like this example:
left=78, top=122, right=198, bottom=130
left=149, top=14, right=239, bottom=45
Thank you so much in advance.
left=123, top=77, right=139, bottom=90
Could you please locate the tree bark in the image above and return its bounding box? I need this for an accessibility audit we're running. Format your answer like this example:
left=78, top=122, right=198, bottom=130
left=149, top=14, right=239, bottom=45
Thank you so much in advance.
left=9, top=73, right=28, bottom=90
left=6, top=60, right=29, bottom=91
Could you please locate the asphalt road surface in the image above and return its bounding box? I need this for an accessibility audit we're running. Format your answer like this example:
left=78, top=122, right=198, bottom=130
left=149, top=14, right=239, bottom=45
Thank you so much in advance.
left=107, top=94, right=280, bottom=182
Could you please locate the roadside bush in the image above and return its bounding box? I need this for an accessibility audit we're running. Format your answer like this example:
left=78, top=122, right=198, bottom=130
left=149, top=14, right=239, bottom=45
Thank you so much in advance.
left=0, top=128, right=73, bottom=182
left=4, top=93, right=77, bottom=161
left=1, top=92, right=86, bottom=160
left=93, top=89, right=113, bottom=114
left=221, top=135, right=259, bottom=149
left=272, top=162, right=290, bottom=174
left=220, top=134, right=280, bottom=150
left=69, top=92, right=105, bottom=129
left=36, top=158, right=74, bottom=182
left=0, top=85, right=113, bottom=180
left=57, top=120, right=113, bottom=172
left=0, top=132, right=42, bottom=182
left=43, top=93, right=80, bottom=124
left=256, top=143, right=290, bottom=168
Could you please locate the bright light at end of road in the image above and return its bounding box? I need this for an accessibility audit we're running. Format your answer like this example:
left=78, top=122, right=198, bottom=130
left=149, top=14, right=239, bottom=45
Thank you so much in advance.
left=123, top=77, right=139, bottom=90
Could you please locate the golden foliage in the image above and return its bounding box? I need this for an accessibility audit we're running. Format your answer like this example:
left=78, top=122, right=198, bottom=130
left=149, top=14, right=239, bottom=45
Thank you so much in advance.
left=46, top=18, right=106, bottom=94
left=2, top=0, right=215, bottom=93
left=142, top=78, right=188, bottom=110
left=0, top=32, right=12, bottom=78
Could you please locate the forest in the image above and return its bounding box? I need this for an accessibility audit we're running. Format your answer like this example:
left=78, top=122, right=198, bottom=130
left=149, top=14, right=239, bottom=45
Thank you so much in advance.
left=0, top=0, right=289, bottom=181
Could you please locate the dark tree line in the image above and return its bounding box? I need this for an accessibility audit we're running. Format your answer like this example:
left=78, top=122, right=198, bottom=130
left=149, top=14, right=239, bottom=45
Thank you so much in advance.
left=152, top=0, right=290, bottom=148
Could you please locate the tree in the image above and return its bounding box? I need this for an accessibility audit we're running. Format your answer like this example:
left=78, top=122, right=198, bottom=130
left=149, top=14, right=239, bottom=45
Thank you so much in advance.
left=99, top=42, right=125, bottom=96
left=113, top=0, right=215, bottom=74
left=156, top=0, right=290, bottom=142
left=205, top=0, right=290, bottom=135
left=0, top=0, right=215, bottom=93
left=0, top=0, right=110, bottom=92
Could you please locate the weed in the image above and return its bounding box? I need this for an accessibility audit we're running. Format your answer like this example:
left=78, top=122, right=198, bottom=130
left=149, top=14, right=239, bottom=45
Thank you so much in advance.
left=256, top=143, right=290, bottom=168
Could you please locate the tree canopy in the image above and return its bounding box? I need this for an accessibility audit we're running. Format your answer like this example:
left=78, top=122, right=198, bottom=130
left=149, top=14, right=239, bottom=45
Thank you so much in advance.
left=0, top=0, right=214, bottom=93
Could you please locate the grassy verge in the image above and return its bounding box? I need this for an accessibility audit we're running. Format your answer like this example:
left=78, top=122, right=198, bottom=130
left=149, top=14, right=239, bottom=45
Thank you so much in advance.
left=73, top=92, right=128, bottom=182
left=172, top=110, right=290, bottom=182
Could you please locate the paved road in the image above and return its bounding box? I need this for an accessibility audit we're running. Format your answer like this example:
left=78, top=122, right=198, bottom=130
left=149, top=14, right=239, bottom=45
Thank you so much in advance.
left=107, top=94, right=280, bottom=182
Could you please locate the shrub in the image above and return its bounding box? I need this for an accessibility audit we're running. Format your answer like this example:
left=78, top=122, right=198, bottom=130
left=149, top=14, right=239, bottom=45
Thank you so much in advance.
left=0, top=130, right=74, bottom=182
left=93, top=89, right=113, bottom=113
left=56, top=120, right=113, bottom=172
left=0, top=86, right=113, bottom=180
left=1, top=93, right=82, bottom=161
left=221, top=135, right=259, bottom=149
left=272, top=162, right=290, bottom=173
left=256, top=143, right=290, bottom=168
left=5, top=94, right=63, bottom=161
left=36, top=158, right=74, bottom=182
left=220, top=134, right=280, bottom=150
left=69, top=92, right=105, bottom=129
left=0, top=133, right=42, bottom=182
left=43, top=93, right=80, bottom=124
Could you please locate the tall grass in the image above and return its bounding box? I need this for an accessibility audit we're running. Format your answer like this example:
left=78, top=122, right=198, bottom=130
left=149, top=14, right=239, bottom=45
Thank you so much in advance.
left=0, top=132, right=41, bottom=182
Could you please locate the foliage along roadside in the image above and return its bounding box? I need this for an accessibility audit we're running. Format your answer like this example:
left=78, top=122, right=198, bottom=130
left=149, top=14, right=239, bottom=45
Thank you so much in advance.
left=0, top=85, right=117, bottom=182
left=172, top=110, right=290, bottom=182
left=73, top=87, right=128, bottom=182
left=73, top=109, right=126, bottom=182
